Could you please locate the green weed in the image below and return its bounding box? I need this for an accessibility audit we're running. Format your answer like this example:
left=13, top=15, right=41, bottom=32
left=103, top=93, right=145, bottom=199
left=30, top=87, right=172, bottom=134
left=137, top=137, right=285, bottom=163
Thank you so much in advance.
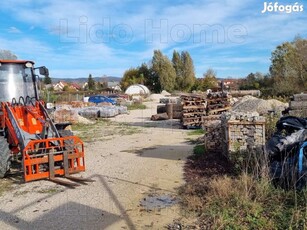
left=127, top=104, right=147, bottom=110
left=187, top=129, right=205, bottom=136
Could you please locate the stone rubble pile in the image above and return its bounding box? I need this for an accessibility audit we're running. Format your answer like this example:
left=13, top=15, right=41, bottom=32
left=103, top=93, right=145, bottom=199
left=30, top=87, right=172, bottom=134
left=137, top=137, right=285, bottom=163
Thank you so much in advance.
left=221, top=112, right=266, bottom=154
left=203, top=112, right=266, bottom=155
left=52, top=104, right=128, bottom=123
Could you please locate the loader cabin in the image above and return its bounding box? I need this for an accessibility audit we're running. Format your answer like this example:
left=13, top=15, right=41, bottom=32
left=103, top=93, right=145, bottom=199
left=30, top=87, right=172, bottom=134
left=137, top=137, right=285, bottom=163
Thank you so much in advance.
left=0, top=60, right=49, bottom=134
left=0, top=60, right=48, bottom=102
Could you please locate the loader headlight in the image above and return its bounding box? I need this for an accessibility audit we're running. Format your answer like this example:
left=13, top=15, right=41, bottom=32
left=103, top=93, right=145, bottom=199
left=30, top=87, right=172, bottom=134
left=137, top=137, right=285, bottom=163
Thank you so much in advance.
left=25, top=62, right=33, bottom=68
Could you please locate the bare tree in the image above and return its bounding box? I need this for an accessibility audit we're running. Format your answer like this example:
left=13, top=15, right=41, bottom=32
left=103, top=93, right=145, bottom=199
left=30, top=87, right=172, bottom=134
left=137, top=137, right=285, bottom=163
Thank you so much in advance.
left=0, top=50, right=17, bottom=60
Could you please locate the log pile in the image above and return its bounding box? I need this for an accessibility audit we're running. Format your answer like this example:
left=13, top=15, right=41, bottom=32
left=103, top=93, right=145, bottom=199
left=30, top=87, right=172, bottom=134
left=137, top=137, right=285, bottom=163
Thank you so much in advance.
left=166, top=103, right=182, bottom=119
left=180, top=92, right=231, bottom=128
left=151, top=113, right=169, bottom=121
left=206, top=91, right=231, bottom=115
left=181, top=94, right=206, bottom=128
left=288, top=94, right=307, bottom=117
left=155, top=103, right=182, bottom=119
left=202, top=115, right=222, bottom=152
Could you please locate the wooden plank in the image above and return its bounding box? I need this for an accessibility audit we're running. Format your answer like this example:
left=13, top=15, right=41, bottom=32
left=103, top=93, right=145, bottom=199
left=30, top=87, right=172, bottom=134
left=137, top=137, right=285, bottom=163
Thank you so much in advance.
left=202, top=115, right=221, bottom=121
left=183, top=112, right=204, bottom=115
left=207, top=107, right=231, bottom=115
left=207, top=98, right=229, bottom=103
left=207, top=104, right=230, bottom=109
left=182, top=117, right=202, bottom=121
left=182, top=106, right=206, bottom=109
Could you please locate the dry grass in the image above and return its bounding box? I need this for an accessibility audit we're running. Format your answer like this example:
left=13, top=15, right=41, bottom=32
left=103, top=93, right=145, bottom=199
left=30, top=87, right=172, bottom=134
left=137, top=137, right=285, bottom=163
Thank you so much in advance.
left=127, top=104, right=147, bottom=110
left=187, top=129, right=205, bottom=136
left=179, top=144, right=307, bottom=229
left=72, top=119, right=141, bottom=142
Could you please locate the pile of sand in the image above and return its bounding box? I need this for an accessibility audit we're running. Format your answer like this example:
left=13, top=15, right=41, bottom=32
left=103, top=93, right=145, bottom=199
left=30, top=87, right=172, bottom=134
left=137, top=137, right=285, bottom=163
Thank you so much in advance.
left=161, top=90, right=171, bottom=96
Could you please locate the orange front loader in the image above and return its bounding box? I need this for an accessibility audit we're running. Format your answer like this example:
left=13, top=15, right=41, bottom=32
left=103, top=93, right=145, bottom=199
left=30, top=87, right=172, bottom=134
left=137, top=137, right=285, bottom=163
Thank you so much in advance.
left=0, top=60, right=89, bottom=185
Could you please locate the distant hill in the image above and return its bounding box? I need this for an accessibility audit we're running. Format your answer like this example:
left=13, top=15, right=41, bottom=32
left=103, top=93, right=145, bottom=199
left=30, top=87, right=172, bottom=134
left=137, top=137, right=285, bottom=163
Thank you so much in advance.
left=51, top=76, right=121, bottom=83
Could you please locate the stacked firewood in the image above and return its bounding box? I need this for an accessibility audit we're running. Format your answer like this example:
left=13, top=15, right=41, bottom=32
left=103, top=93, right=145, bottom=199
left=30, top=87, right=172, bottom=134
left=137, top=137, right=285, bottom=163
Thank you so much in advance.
left=181, top=94, right=207, bottom=128
left=206, top=91, right=231, bottom=115
left=202, top=115, right=222, bottom=152
left=288, top=94, right=307, bottom=117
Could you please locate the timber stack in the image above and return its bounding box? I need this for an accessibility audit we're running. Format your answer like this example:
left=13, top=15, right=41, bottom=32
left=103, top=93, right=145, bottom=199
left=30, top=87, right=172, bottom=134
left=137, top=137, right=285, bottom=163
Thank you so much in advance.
left=181, top=94, right=206, bottom=128
left=288, top=94, right=307, bottom=117
left=206, top=91, right=231, bottom=115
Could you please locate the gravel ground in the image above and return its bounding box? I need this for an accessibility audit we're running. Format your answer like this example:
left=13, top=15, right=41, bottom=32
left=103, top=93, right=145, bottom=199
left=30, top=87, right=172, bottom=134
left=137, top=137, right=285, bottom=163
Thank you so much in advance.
left=0, top=101, right=193, bottom=230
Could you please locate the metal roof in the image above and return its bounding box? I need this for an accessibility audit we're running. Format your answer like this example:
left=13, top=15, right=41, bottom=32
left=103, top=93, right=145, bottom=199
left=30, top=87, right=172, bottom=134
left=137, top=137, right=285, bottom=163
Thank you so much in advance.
left=0, top=60, right=35, bottom=64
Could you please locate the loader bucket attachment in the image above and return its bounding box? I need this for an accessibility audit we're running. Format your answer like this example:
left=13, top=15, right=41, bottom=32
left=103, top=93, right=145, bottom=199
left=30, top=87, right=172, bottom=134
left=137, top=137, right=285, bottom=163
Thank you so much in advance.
left=22, top=136, right=85, bottom=182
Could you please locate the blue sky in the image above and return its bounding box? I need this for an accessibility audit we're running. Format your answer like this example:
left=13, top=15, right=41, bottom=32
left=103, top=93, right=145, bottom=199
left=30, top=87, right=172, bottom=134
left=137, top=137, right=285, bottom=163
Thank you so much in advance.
left=0, top=0, right=306, bottom=78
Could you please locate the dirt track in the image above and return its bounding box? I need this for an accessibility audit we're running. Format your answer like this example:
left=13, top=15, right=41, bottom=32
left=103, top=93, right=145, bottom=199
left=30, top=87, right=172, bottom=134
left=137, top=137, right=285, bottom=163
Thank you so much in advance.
left=0, top=101, right=194, bottom=229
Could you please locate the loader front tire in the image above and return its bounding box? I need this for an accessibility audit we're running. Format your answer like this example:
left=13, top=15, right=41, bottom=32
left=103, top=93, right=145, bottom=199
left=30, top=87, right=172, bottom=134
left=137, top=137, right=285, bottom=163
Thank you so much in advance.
left=0, top=136, right=11, bottom=178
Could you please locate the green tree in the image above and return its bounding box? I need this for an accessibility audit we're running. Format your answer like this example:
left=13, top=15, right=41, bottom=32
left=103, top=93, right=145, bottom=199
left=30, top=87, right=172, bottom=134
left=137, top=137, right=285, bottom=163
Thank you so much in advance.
left=172, top=50, right=196, bottom=92
left=181, top=51, right=196, bottom=92
left=172, top=50, right=183, bottom=90
left=0, top=50, right=17, bottom=60
left=238, top=72, right=275, bottom=97
left=270, top=38, right=307, bottom=96
left=152, top=50, right=176, bottom=92
left=240, top=73, right=256, bottom=90
left=88, top=74, right=95, bottom=90
left=138, top=63, right=158, bottom=92
left=120, top=68, right=140, bottom=91
left=191, top=78, right=203, bottom=91
left=43, top=75, right=52, bottom=84
left=200, top=68, right=218, bottom=91
left=63, top=85, right=70, bottom=91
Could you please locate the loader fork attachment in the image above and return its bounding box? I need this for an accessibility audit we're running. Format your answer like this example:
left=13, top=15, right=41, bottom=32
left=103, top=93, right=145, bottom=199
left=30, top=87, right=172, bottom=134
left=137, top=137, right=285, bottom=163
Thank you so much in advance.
left=22, top=136, right=85, bottom=182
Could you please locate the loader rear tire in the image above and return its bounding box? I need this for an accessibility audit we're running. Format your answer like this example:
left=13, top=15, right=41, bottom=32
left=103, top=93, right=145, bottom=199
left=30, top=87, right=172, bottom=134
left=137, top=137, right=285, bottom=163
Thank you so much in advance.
left=0, top=136, right=11, bottom=178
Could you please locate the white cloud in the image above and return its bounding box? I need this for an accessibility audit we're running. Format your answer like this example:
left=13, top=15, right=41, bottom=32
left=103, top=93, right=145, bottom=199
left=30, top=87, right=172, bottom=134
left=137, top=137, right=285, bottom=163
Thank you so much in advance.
left=8, top=27, right=22, bottom=33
